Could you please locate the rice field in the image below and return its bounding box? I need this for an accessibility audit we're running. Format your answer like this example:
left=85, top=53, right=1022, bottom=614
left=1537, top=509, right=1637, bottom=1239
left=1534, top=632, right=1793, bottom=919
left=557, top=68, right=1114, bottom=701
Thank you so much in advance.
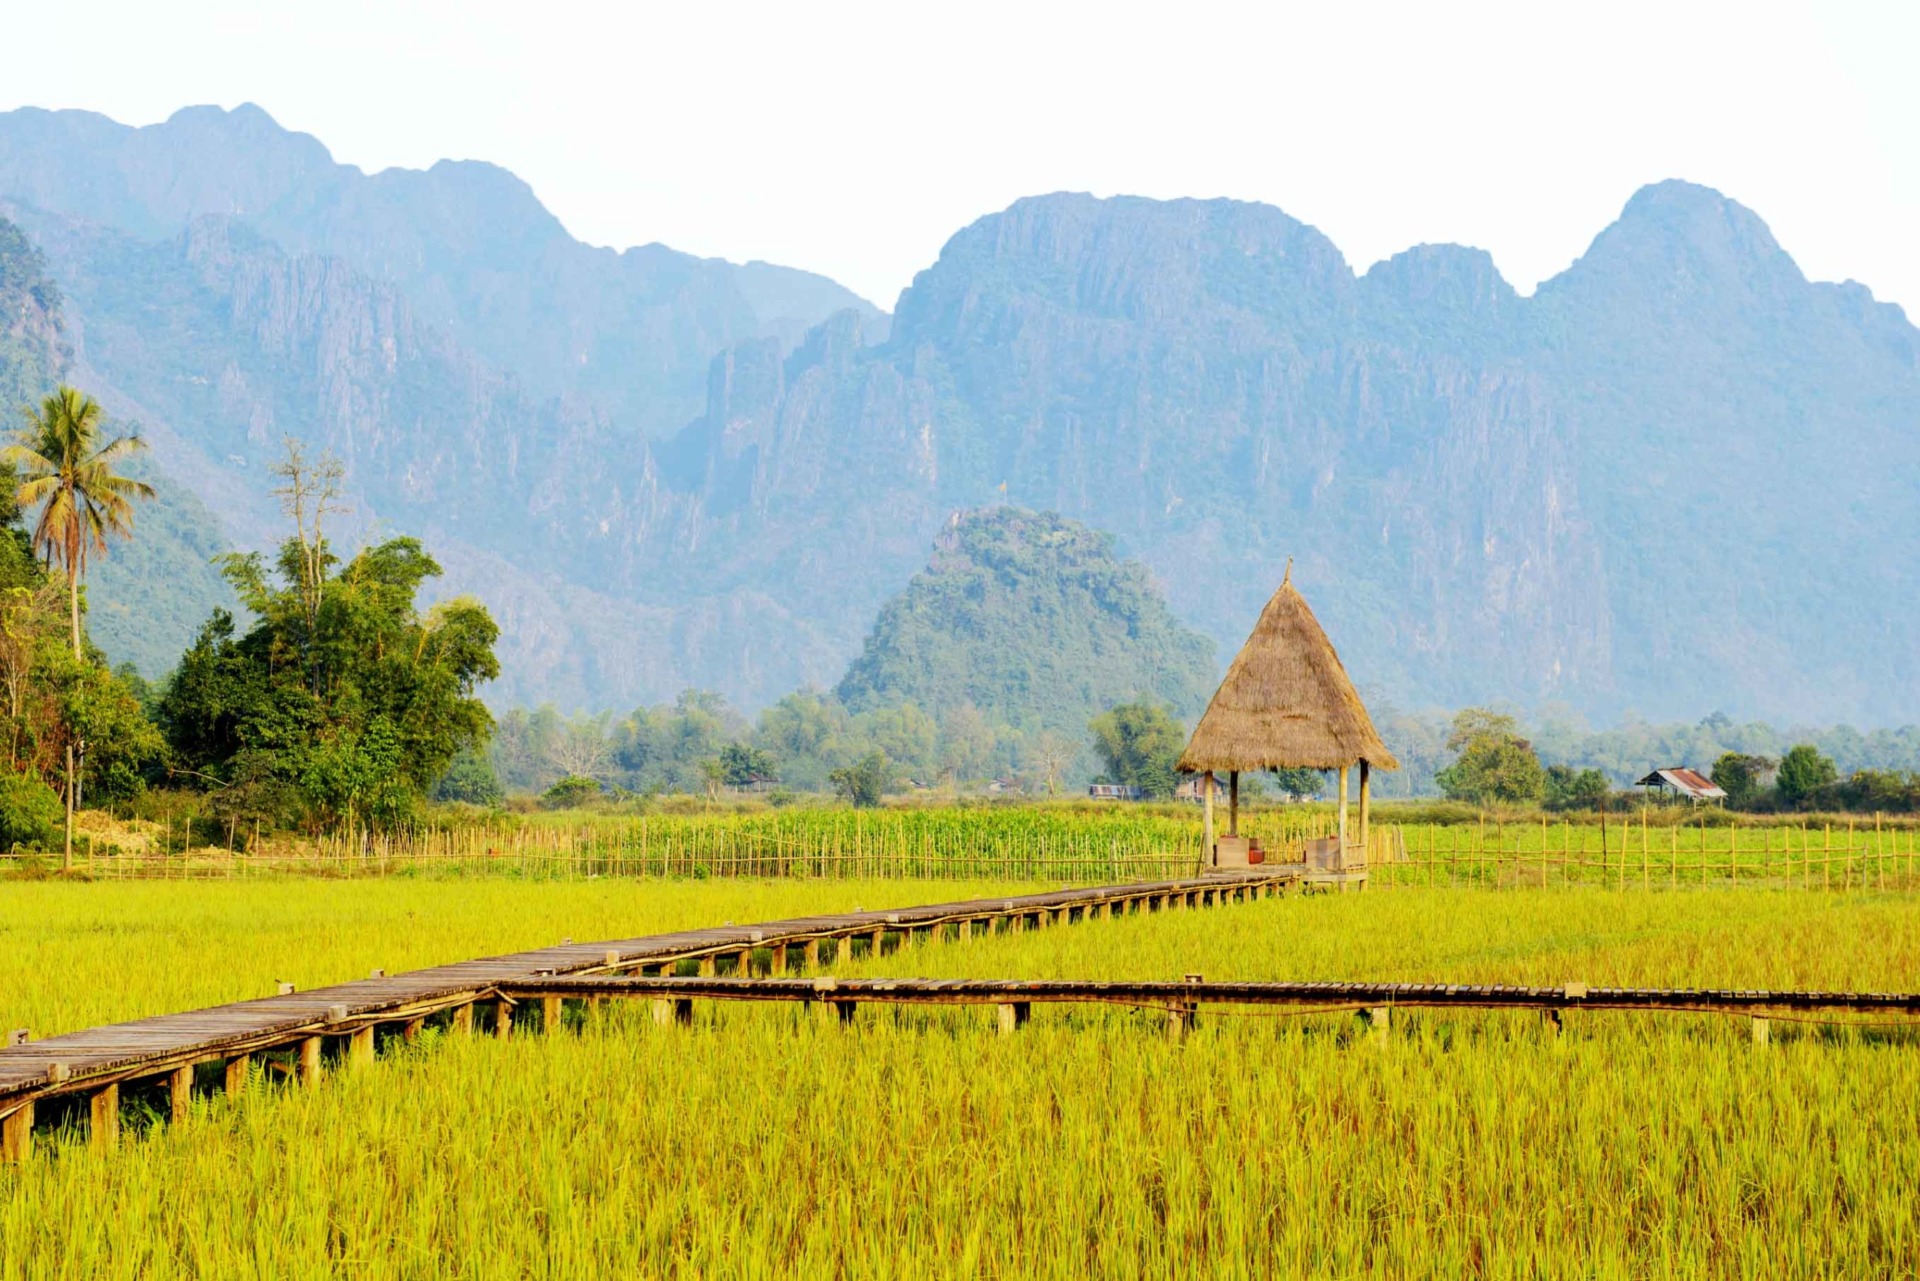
left=4, top=880, right=1919, bottom=1276
left=32, top=802, right=1920, bottom=896
left=0, top=878, right=1040, bottom=1040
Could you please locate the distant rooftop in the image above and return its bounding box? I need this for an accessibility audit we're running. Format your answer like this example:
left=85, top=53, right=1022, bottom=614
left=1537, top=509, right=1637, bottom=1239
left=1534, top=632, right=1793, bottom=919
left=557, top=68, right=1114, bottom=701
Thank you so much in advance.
left=1636, top=767, right=1727, bottom=801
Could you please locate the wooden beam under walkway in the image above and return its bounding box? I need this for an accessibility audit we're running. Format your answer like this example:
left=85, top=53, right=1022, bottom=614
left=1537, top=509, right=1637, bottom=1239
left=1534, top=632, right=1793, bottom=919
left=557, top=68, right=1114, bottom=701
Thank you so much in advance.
left=499, top=974, right=1920, bottom=1019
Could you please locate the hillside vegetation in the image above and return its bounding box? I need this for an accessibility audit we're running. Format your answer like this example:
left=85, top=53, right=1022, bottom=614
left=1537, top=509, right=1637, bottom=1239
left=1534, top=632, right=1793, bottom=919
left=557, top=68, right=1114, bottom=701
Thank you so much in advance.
left=837, top=507, right=1215, bottom=732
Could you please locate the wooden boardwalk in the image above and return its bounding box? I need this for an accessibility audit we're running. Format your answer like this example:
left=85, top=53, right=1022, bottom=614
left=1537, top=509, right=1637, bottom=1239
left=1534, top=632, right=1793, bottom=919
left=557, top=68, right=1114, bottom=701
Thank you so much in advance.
left=0, top=869, right=1294, bottom=1160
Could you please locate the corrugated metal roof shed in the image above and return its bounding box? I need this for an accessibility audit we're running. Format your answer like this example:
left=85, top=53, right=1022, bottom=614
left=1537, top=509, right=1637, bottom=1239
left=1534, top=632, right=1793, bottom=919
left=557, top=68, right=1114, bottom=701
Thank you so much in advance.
left=1635, top=767, right=1728, bottom=801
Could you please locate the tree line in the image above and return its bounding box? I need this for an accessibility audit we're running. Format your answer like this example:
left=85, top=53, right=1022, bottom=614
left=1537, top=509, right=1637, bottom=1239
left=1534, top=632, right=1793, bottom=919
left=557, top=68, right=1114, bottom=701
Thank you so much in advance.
left=0, top=388, right=499, bottom=862
left=1425, top=709, right=1905, bottom=813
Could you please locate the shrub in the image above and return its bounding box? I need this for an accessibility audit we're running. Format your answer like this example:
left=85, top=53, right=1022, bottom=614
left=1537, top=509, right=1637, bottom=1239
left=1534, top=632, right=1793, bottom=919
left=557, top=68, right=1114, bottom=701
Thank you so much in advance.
left=0, top=770, right=61, bottom=850
left=1776, top=745, right=1838, bottom=808
left=828, top=751, right=894, bottom=808
left=541, top=775, right=603, bottom=810
left=1544, top=765, right=1611, bottom=812
left=434, top=748, right=505, bottom=806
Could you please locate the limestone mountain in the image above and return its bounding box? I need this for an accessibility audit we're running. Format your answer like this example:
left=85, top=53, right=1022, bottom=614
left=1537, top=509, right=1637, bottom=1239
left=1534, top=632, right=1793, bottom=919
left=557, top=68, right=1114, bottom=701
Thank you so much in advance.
left=0, top=104, right=884, bottom=437
left=836, top=507, right=1217, bottom=733
left=0, top=213, right=233, bottom=675
left=4, top=101, right=1917, bottom=726
left=660, top=184, right=1920, bottom=724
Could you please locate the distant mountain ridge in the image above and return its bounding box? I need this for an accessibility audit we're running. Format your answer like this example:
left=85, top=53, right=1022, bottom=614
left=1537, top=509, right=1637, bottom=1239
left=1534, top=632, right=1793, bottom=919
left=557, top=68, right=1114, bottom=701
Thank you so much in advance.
left=658, top=185, right=1920, bottom=723
left=1, top=102, right=1916, bottom=725
left=0, top=104, right=883, bottom=436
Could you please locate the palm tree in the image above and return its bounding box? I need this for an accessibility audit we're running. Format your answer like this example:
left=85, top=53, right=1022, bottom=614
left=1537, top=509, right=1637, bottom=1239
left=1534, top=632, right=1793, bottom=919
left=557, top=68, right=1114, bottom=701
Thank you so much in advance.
left=4, top=386, right=154, bottom=868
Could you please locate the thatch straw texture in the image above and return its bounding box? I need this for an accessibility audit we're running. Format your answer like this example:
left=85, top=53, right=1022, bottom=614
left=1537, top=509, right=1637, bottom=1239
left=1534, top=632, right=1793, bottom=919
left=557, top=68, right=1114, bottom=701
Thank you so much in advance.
left=1177, top=574, right=1399, bottom=773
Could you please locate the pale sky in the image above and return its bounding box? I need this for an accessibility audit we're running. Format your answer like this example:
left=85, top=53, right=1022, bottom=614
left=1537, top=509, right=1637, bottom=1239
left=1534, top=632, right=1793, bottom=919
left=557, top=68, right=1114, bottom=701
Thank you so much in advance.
left=4, top=0, right=1916, bottom=315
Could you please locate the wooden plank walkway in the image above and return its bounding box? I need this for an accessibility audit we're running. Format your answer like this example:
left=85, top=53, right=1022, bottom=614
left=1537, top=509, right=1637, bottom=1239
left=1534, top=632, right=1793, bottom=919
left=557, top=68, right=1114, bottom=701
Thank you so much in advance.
left=0, top=869, right=1294, bottom=1159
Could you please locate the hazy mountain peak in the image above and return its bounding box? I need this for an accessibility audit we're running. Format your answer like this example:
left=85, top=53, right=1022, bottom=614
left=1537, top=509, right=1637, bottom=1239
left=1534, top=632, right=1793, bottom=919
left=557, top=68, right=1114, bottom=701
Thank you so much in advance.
left=894, top=191, right=1352, bottom=346
left=1544, top=179, right=1803, bottom=307
left=1363, top=243, right=1517, bottom=322
left=0, top=103, right=881, bottom=435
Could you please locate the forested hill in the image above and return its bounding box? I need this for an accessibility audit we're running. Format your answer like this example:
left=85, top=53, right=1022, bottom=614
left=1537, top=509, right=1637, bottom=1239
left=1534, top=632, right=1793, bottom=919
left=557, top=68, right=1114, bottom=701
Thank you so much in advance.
left=836, top=507, right=1217, bottom=734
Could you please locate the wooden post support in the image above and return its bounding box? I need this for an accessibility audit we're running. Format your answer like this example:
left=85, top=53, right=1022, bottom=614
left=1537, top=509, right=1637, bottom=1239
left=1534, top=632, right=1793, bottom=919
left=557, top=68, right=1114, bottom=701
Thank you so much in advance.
left=770, top=943, right=788, bottom=974
left=297, top=1036, right=322, bottom=1089
left=1170, top=973, right=1201, bottom=1042
left=169, top=1065, right=193, bottom=1120
left=958, top=919, right=973, bottom=942
left=803, top=938, right=822, bottom=969
left=1228, top=770, right=1239, bottom=838
left=997, top=1002, right=1030, bottom=1035
left=733, top=948, right=754, bottom=977
left=1, top=1102, right=31, bottom=1163
left=224, top=1054, right=250, bottom=1095
left=90, top=1084, right=119, bottom=1151
left=493, top=1001, right=512, bottom=1040
left=1202, top=770, right=1215, bottom=866
left=1338, top=765, right=1350, bottom=854
left=1751, top=1016, right=1771, bottom=1046
left=868, top=928, right=885, bottom=956
left=1358, top=761, right=1372, bottom=856
left=451, top=1003, right=474, bottom=1036
left=542, top=996, right=564, bottom=1034
left=698, top=954, right=717, bottom=977
left=402, top=1017, right=424, bottom=1043
left=349, top=1026, right=375, bottom=1065
left=652, top=999, right=693, bottom=1027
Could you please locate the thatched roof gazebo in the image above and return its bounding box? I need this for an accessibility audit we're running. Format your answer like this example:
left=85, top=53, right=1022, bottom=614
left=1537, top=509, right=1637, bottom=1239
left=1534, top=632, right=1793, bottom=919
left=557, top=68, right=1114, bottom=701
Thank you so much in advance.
left=1178, top=564, right=1398, bottom=869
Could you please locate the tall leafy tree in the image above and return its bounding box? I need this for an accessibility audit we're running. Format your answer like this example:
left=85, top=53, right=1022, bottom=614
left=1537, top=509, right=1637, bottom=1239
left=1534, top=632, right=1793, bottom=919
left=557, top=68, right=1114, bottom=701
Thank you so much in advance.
left=159, top=446, right=499, bottom=830
left=4, top=386, right=153, bottom=866
left=1088, top=700, right=1186, bottom=799
left=1434, top=708, right=1546, bottom=805
left=1775, top=744, right=1837, bottom=808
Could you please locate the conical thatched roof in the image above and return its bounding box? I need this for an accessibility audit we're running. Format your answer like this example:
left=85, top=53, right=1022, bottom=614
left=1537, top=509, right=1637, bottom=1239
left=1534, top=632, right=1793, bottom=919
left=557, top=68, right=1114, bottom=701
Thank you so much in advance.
left=1178, top=569, right=1399, bottom=773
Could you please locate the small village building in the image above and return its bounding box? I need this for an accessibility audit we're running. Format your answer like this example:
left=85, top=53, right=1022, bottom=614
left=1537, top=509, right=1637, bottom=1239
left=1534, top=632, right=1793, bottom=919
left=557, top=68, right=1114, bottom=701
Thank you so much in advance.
left=1087, top=783, right=1144, bottom=802
left=1173, top=776, right=1229, bottom=805
left=1178, top=565, right=1397, bottom=873
left=1636, top=767, right=1727, bottom=804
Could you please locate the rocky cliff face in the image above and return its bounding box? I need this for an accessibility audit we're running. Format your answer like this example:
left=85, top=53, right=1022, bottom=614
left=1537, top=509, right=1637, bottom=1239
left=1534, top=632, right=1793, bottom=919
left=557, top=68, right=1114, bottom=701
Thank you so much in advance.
left=0, top=216, right=65, bottom=409
left=0, top=213, right=235, bottom=675
left=0, top=105, right=883, bottom=437
left=662, top=186, right=1920, bottom=723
